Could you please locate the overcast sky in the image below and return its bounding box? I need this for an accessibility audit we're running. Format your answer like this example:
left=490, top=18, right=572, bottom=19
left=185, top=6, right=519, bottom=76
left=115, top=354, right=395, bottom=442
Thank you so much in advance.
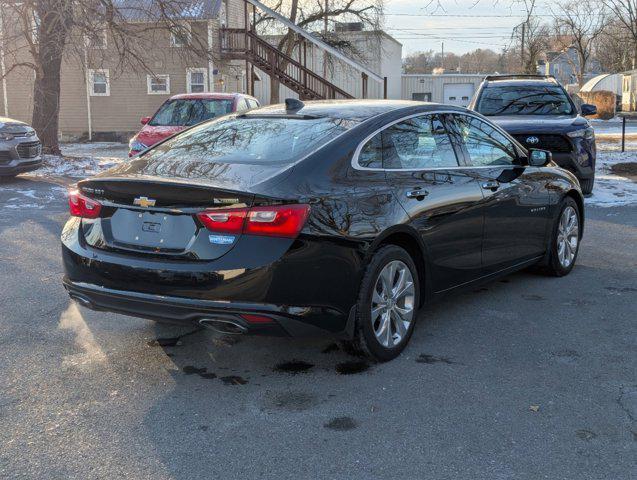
left=384, top=0, right=554, bottom=57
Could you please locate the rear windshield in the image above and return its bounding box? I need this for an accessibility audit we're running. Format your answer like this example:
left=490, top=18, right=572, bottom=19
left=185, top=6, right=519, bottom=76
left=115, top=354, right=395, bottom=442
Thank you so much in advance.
left=142, top=115, right=354, bottom=165
left=477, top=85, right=574, bottom=116
left=149, top=99, right=234, bottom=126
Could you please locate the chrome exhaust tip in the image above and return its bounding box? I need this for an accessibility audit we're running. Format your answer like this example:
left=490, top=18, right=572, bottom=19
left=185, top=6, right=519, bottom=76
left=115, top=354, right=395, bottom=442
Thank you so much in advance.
left=69, top=293, right=94, bottom=309
left=198, top=318, right=247, bottom=335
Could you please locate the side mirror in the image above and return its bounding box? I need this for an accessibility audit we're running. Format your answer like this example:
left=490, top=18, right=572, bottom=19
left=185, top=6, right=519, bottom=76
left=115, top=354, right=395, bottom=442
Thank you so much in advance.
left=140, top=116, right=151, bottom=125
left=528, top=149, right=552, bottom=167
left=580, top=103, right=597, bottom=116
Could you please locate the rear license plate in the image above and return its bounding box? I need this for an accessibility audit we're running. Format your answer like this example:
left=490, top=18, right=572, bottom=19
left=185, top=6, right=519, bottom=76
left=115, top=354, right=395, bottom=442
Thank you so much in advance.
left=109, top=209, right=196, bottom=250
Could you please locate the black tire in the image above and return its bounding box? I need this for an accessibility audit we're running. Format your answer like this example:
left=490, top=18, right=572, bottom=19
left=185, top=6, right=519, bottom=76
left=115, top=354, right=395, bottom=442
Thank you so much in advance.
left=580, top=177, right=594, bottom=195
left=542, top=197, right=581, bottom=277
left=347, top=245, right=420, bottom=362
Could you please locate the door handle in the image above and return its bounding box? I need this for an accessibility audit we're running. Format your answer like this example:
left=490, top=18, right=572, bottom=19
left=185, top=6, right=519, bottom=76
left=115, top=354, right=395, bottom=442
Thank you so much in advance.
left=482, top=180, right=500, bottom=191
left=405, top=188, right=429, bottom=199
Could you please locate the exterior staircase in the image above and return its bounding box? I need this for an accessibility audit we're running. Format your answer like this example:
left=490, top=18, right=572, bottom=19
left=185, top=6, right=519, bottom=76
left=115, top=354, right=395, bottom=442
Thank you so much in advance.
left=220, top=28, right=354, bottom=100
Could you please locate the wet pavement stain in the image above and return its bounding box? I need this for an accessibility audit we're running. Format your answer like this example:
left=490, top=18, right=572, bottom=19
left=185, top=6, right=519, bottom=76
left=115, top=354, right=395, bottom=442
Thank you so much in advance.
left=183, top=366, right=207, bottom=375
left=262, top=391, right=318, bottom=412
left=182, top=366, right=217, bottom=380
left=335, top=361, right=369, bottom=375
left=220, top=375, right=248, bottom=385
left=274, top=360, right=314, bottom=374
left=606, top=286, right=637, bottom=294
left=522, top=294, right=545, bottom=301
left=148, top=328, right=202, bottom=347
left=576, top=429, right=597, bottom=441
left=324, top=417, right=357, bottom=431
left=416, top=354, right=457, bottom=365
left=552, top=349, right=581, bottom=358
left=148, top=337, right=182, bottom=347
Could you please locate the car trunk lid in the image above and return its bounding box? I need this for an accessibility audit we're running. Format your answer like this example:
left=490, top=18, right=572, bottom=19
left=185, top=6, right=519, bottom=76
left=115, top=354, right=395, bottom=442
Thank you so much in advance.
left=77, top=176, right=258, bottom=260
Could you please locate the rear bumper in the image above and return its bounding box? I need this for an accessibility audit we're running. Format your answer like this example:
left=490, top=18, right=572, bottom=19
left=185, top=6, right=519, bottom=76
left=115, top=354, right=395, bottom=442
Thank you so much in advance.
left=61, top=218, right=363, bottom=338
left=63, top=279, right=353, bottom=337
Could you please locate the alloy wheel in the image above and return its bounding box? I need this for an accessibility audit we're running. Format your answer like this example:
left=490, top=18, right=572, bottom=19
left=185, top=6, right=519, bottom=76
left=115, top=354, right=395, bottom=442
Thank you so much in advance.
left=557, top=206, right=579, bottom=268
left=371, top=260, right=415, bottom=348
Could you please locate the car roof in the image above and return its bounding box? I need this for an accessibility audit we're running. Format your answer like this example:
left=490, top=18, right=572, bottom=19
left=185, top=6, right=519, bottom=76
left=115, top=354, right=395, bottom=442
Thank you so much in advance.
left=244, top=99, right=466, bottom=122
left=168, top=92, right=256, bottom=101
left=485, top=79, right=562, bottom=88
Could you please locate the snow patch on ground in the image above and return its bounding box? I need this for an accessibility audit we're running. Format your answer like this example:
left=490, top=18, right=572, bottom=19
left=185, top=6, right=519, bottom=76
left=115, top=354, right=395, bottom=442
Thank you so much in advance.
left=0, top=185, right=66, bottom=210
left=586, top=139, right=637, bottom=207
left=29, top=142, right=128, bottom=179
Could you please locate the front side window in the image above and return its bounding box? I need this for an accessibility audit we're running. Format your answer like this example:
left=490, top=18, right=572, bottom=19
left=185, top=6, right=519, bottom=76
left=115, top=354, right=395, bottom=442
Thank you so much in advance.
left=476, top=84, right=575, bottom=116
left=381, top=115, right=458, bottom=170
left=147, top=75, right=170, bottom=95
left=89, top=69, right=109, bottom=96
left=149, top=99, right=234, bottom=127
left=142, top=116, right=354, bottom=165
left=453, top=114, right=517, bottom=167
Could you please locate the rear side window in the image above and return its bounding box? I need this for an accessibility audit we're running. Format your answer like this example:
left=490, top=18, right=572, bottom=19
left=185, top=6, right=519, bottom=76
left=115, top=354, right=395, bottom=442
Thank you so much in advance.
left=142, top=116, right=352, bottom=165
left=358, top=133, right=383, bottom=168
left=453, top=114, right=517, bottom=167
left=382, top=115, right=458, bottom=170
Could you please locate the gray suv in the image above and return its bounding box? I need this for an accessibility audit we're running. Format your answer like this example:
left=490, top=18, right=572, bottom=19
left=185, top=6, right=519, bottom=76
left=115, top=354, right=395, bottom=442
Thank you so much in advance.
left=0, top=117, right=42, bottom=177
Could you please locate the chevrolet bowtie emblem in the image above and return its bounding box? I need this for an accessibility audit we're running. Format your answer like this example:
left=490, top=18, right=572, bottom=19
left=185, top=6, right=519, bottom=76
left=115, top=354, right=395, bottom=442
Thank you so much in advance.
left=133, top=196, right=156, bottom=208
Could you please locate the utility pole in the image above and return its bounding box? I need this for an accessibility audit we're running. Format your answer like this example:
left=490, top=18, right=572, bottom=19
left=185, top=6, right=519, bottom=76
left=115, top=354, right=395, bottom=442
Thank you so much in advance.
left=323, top=0, right=328, bottom=78
left=441, top=42, right=445, bottom=70
left=520, top=22, right=526, bottom=72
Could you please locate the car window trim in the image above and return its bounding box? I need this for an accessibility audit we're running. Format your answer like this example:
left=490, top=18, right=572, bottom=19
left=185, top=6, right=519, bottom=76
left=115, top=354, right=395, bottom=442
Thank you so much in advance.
left=351, top=110, right=524, bottom=172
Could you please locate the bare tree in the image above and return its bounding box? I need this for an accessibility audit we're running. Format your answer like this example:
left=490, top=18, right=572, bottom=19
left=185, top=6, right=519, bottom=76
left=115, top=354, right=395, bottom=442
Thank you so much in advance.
left=551, top=0, right=607, bottom=85
left=402, top=50, right=436, bottom=74
left=595, top=20, right=634, bottom=71
left=600, top=0, right=637, bottom=68
left=0, top=0, right=212, bottom=153
left=255, top=0, right=383, bottom=103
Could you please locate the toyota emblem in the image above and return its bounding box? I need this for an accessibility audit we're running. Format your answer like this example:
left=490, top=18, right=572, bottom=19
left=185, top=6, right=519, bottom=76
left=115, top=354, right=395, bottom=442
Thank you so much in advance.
left=526, top=136, right=540, bottom=145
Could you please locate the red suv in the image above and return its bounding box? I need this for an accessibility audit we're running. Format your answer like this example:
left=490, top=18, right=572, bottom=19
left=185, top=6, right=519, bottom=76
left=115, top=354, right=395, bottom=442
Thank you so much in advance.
left=128, top=93, right=259, bottom=156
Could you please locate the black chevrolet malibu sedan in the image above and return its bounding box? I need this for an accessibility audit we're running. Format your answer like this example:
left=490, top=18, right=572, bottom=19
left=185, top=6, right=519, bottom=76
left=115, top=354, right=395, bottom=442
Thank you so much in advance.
left=62, top=100, right=584, bottom=361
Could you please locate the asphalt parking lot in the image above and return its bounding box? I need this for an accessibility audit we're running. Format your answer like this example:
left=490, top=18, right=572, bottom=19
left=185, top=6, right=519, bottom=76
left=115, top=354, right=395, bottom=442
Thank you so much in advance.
left=0, top=176, right=635, bottom=480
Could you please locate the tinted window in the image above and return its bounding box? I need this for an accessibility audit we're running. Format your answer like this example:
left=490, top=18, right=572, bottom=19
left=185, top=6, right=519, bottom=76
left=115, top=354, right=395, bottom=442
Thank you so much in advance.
left=477, top=84, right=574, bottom=116
left=142, top=115, right=352, bottom=165
left=382, top=115, right=458, bottom=169
left=235, top=98, right=249, bottom=112
left=358, top=133, right=383, bottom=168
left=150, top=99, right=234, bottom=126
left=454, top=114, right=517, bottom=167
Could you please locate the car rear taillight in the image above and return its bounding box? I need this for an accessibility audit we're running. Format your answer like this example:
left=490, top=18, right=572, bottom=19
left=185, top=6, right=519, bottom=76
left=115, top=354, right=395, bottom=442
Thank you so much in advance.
left=197, top=204, right=310, bottom=238
left=196, top=208, right=247, bottom=234
left=68, top=190, right=102, bottom=219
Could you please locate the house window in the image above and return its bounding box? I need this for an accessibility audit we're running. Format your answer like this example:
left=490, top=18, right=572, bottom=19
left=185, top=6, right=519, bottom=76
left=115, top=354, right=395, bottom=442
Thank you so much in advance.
left=89, top=69, right=109, bottom=96
left=187, top=68, right=208, bottom=93
left=147, top=74, right=170, bottom=94
left=86, top=29, right=107, bottom=49
left=171, top=22, right=191, bottom=47
left=412, top=92, right=432, bottom=101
